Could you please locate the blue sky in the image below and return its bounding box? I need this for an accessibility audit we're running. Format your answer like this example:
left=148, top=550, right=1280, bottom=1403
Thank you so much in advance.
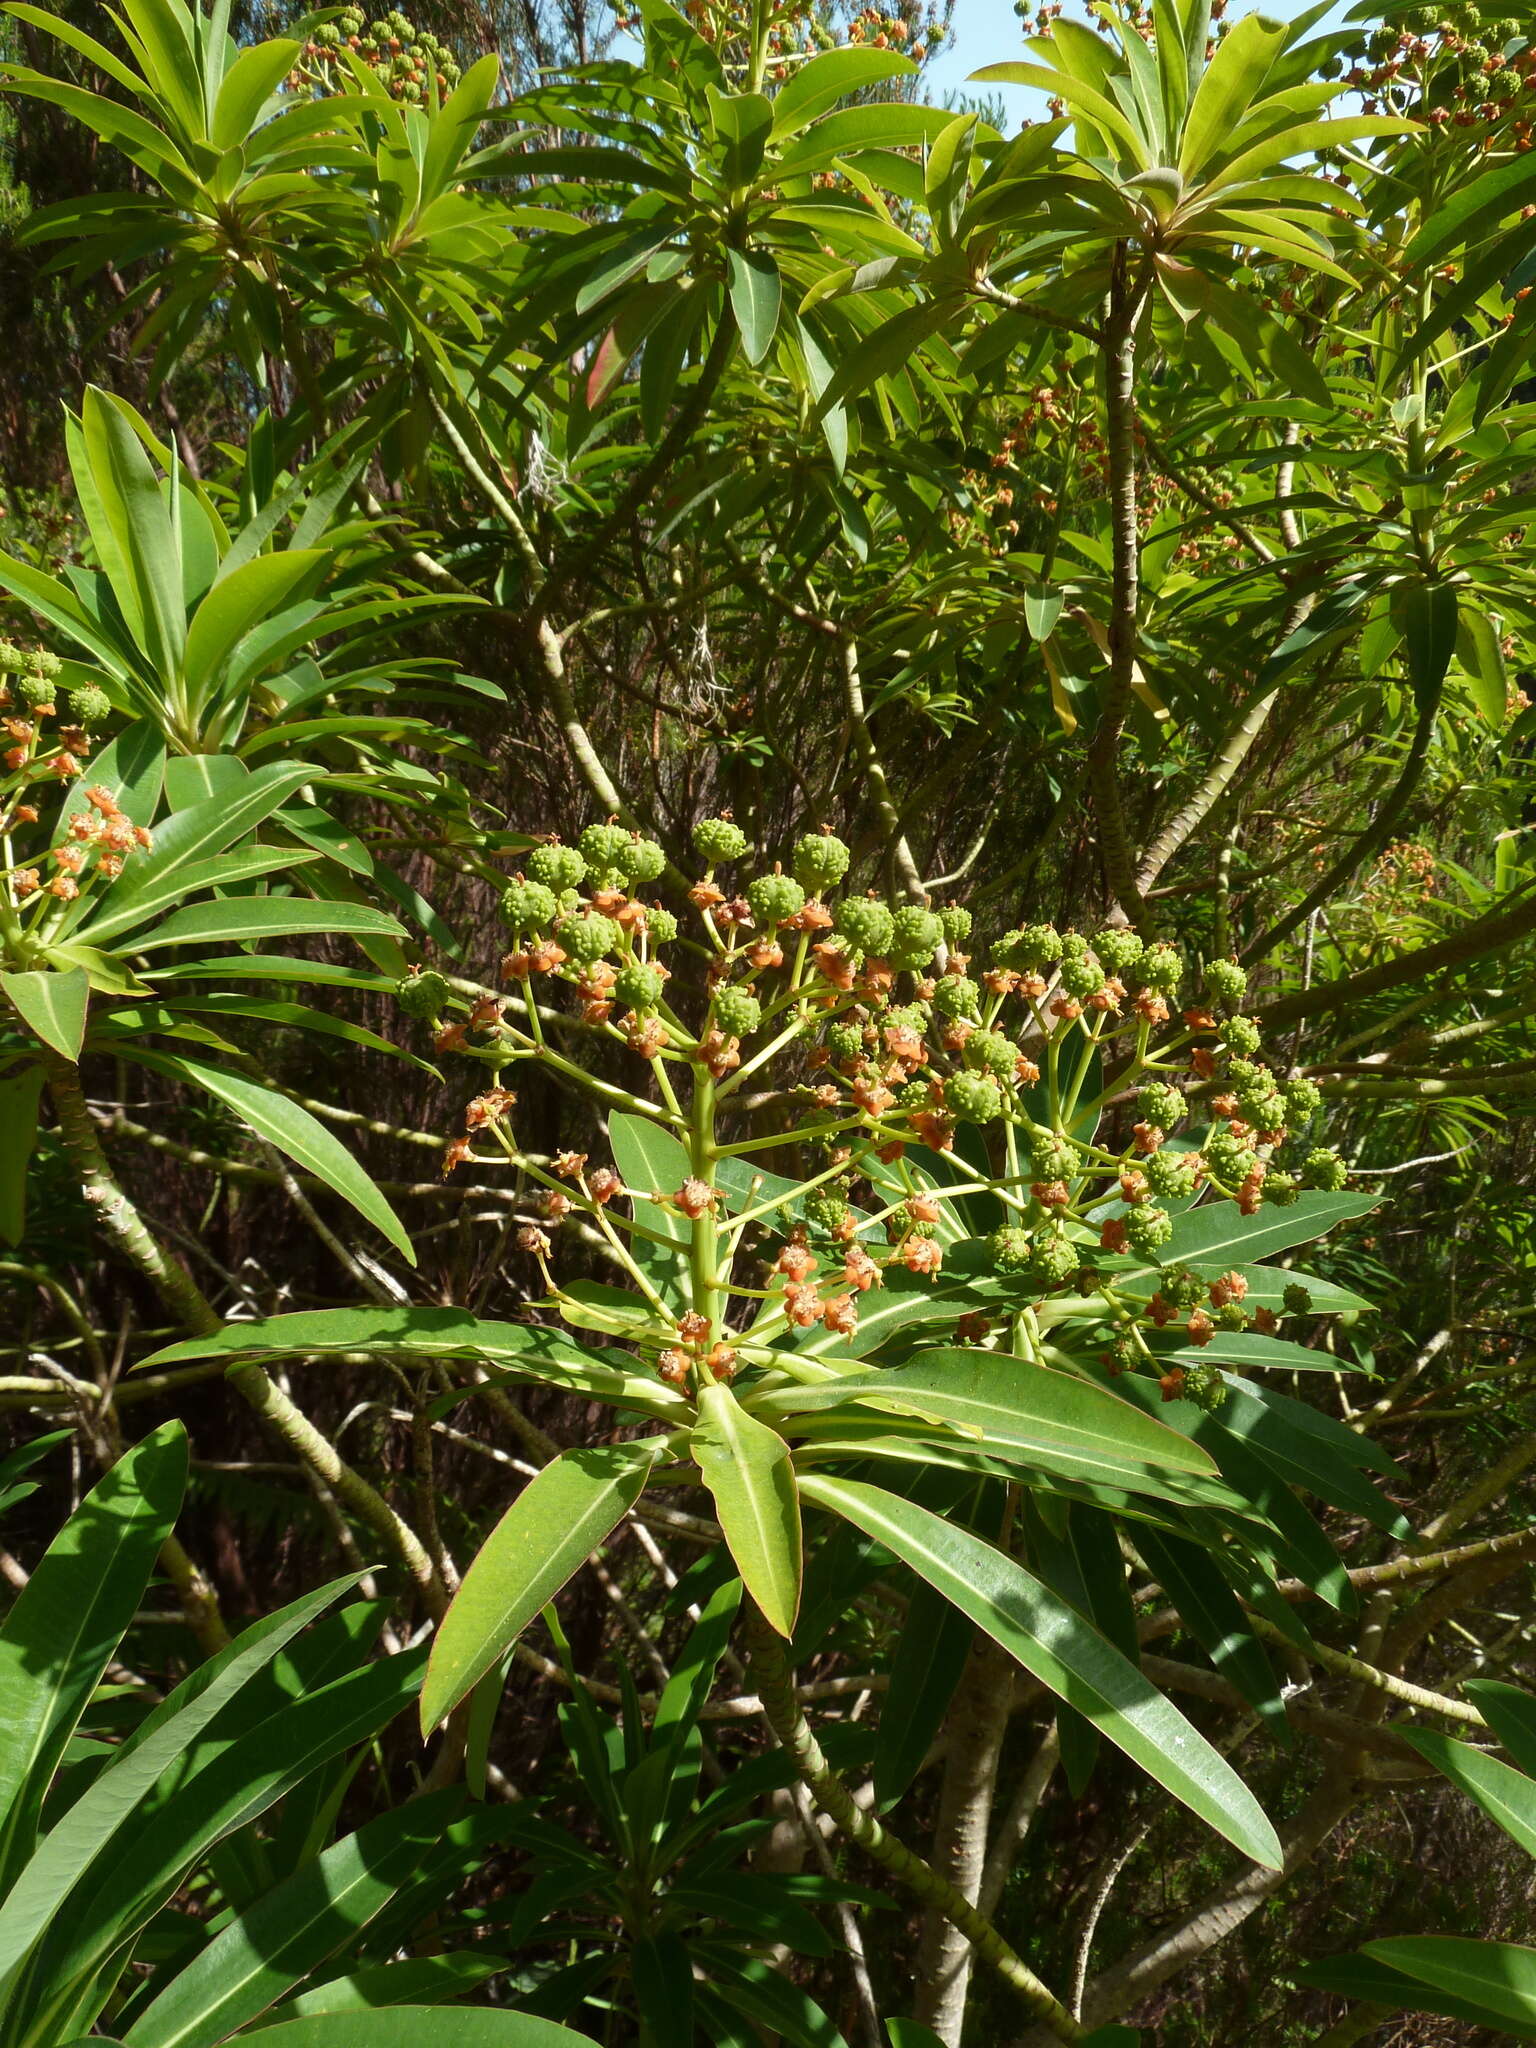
left=924, top=0, right=1033, bottom=101
left=923, top=0, right=1353, bottom=119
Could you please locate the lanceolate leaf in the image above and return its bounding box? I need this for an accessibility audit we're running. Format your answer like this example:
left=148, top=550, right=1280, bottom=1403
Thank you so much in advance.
left=121, top=1793, right=466, bottom=2048
left=799, top=1474, right=1283, bottom=1868
left=134, top=1307, right=690, bottom=1420
left=1400, top=1725, right=1536, bottom=1860
left=0, top=1423, right=186, bottom=1893
left=1135, top=1526, right=1287, bottom=1740
left=1400, top=579, right=1459, bottom=711
left=1152, top=1193, right=1376, bottom=1267
left=0, top=1574, right=367, bottom=1980
left=26, top=1654, right=428, bottom=2017
left=692, top=1383, right=802, bottom=1637
left=0, top=966, right=89, bottom=1062
left=1466, top=1680, right=1536, bottom=1776
left=133, top=898, right=402, bottom=951
left=763, top=1348, right=1217, bottom=1491
left=872, top=1575, right=972, bottom=1809
left=607, top=1111, right=691, bottom=1310
left=420, top=1440, right=660, bottom=1731
left=1365, top=1938, right=1536, bottom=2027
left=131, top=1052, right=415, bottom=1262
left=252, top=2011, right=586, bottom=2045
left=726, top=247, right=781, bottom=367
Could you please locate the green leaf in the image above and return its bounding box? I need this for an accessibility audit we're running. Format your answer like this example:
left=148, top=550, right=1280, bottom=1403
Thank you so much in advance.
left=886, top=2025, right=948, bottom=2048
left=262, top=1955, right=506, bottom=2021
left=133, top=1308, right=689, bottom=1420
left=79, top=847, right=324, bottom=947
left=970, top=62, right=1148, bottom=164
left=634, top=1931, right=694, bottom=2047
left=705, top=1951, right=849, bottom=2048
left=0, top=1423, right=186, bottom=1892
left=57, top=720, right=164, bottom=838
left=799, top=1474, right=1282, bottom=1868
left=727, top=248, right=781, bottom=367
left=420, top=1441, right=659, bottom=1731
left=1149, top=1329, right=1362, bottom=1376
left=137, top=1054, right=414, bottom=1263
left=163, top=754, right=250, bottom=809
left=184, top=548, right=327, bottom=703
left=1155, top=1193, right=1376, bottom=1268
left=122, top=1793, right=465, bottom=2048
left=33, top=1654, right=428, bottom=2032
left=710, top=87, right=773, bottom=184
left=1135, top=1527, right=1287, bottom=1740
left=574, top=226, right=679, bottom=315
left=100, top=762, right=320, bottom=915
left=1466, top=1680, right=1536, bottom=1775
left=771, top=48, right=915, bottom=133
left=1365, top=1937, right=1536, bottom=2026
left=1024, top=585, right=1064, bottom=641
left=211, top=37, right=301, bottom=146
left=0, top=1573, right=366, bottom=1979
left=1178, top=12, right=1288, bottom=177
left=1400, top=579, right=1458, bottom=712
left=692, top=1383, right=802, bottom=1637
left=1300, top=1950, right=1536, bottom=2036
left=0, top=966, right=89, bottom=1062
left=134, top=899, right=403, bottom=951
left=1404, top=150, right=1536, bottom=268
left=0, top=1067, right=45, bottom=1246
left=775, top=101, right=963, bottom=176
left=653, top=1577, right=741, bottom=1761
left=1401, top=1725, right=1536, bottom=1858
left=1457, top=604, right=1509, bottom=723
left=925, top=114, right=977, bottom=246
left=81, top=386, right=186, bottom=682
left=765, top=1349, right=1219, bottom=1491
left=607, top=1111, right=691, bottom=1310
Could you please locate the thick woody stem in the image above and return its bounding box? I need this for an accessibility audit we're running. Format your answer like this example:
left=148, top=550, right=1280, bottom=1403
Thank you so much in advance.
left=914, top=1635, right=1015, bottom=2042
left=1134, top=428, right=1312, bottom=898
left=1085, top=245, right=1149, bottom=927
left=979, top=1721, right=1060, bottom=1919
left=745, top=1605, right=1084, bottom=2042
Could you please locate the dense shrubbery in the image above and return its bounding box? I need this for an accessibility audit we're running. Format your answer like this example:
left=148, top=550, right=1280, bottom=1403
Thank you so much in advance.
left=3, top=0, right=1536, bottom=2040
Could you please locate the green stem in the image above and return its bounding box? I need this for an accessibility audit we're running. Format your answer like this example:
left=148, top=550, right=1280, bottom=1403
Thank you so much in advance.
left=745, top=1605, right=1086, bottom=2042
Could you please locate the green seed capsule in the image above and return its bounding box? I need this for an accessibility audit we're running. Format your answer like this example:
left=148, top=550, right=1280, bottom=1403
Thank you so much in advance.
left=693, top=816, right=749, bottom=864
left=792, top=831, right=851, bottom=894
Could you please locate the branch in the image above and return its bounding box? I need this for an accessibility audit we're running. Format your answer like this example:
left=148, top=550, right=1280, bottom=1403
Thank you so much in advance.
left=1244, top=686, right=1441, bottom=961
left=1084, top=245, right=1150, bottom=926
left=1253, top=883, right=1536, bottom=1033
left=745, top=1606, right=1085, bottom=2042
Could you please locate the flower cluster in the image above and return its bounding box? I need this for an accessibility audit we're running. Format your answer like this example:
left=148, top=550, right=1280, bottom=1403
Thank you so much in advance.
left=0, top=646, right=113, bottom=835
left=396, top=819, right=1345, bottom=1409
left=1340, top=1, right=1536, bottom=149
left=291, top=9, right=463, bottom=102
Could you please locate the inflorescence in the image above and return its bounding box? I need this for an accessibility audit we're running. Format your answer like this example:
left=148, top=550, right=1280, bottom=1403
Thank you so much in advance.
left=398, top=819, right=1346, bottom=1410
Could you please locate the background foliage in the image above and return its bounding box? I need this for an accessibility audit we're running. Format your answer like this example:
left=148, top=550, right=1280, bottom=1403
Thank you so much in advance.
left=4, top=0, right=1536, bottom=2040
